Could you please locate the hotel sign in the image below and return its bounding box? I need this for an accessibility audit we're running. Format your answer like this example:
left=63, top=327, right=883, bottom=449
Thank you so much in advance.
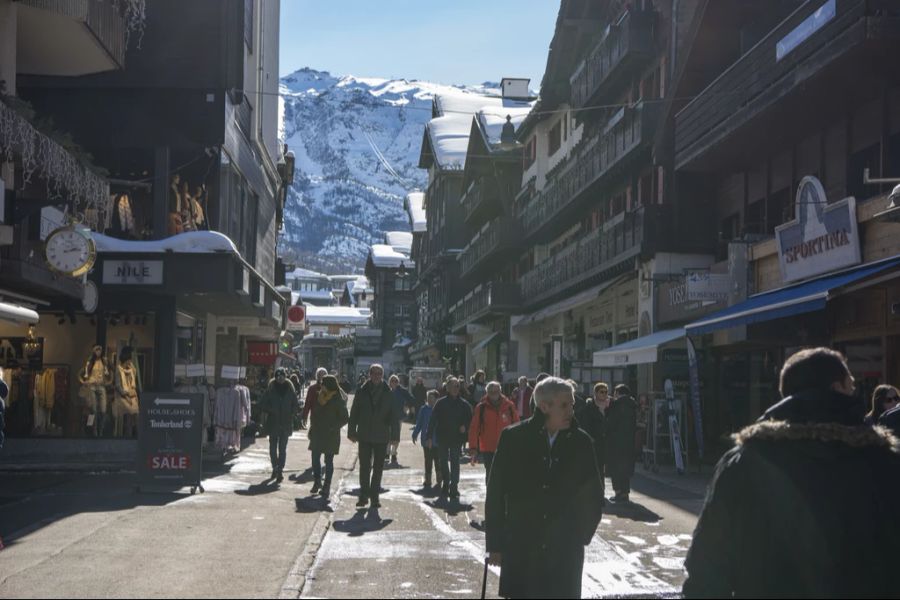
left=775, top=176, right=861, bottom=283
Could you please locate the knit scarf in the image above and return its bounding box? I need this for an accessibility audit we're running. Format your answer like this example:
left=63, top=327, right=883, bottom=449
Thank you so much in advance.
left=318, top=388, right=336, bottom=406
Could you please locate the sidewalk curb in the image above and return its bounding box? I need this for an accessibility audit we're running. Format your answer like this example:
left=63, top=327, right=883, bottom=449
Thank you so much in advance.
left=279, top=445, right=360, bottom=599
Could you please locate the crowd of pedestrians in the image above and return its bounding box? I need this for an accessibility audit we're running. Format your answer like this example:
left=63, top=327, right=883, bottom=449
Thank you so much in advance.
left=253, top=344, right=900, bottom=598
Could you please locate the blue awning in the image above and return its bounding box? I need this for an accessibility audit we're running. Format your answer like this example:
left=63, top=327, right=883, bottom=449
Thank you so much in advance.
left=593, top=329, right=685, bottom=367
left=686, top=257, right=900, bottom=336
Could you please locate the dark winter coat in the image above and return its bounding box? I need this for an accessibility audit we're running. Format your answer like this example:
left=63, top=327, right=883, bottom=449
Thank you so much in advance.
left=579, top=401, right=607, bottom=475
left=307, top=389, right=350, bottom=456
left=348, top=380, right=400, bottom=444
left=412, top=383, right=428, bottom=409
left=683, top=390, right=900, bottom=599
left=877, top=404, right=900, bottom=437
left=261, top=379, right=297, bottom=437
left=605, top=395, right=637, bottom=480
left=485, top=410, right=604, bottom=599
left=426, top=394, right=473, bottom=449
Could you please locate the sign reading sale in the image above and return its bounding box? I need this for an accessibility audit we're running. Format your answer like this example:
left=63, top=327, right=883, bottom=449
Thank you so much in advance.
left=137, top=393, right=204, bottom=489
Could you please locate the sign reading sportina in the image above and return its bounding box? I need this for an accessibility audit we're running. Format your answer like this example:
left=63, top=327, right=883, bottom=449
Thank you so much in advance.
left=775, top=176, right=861, bottom=284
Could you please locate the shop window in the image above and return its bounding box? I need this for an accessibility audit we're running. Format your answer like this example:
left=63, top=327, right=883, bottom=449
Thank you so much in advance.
left=766, top=187, right=791, bottom=233
left=549, top=121, right=562, bottom=157
left=745, top=198, right=766, bottom=235
left=720, top=213, right=740, bottom=242
left=847, top=142, right=882, bottom=202
left=524, top=137, right=536, bottom=170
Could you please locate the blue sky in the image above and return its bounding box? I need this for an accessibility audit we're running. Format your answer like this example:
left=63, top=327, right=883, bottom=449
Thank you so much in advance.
left=279, top=0, right=558, bottom=87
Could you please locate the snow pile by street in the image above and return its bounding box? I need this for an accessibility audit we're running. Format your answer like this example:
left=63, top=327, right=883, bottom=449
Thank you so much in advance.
left=92, top=231, right=238, bottom=254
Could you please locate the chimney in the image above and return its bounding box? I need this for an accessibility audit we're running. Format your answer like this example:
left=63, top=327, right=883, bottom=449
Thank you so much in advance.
left=501, top=78, right=531, bottom=101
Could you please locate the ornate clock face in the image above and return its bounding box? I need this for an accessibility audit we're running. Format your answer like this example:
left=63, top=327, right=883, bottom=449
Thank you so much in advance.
left=45, top=227, right=96, bottom=277
left=83, top=281, right=99, bottom=314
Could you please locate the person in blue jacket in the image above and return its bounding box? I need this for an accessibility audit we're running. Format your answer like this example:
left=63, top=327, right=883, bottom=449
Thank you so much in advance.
left=412, top=390, right=442, bottom=491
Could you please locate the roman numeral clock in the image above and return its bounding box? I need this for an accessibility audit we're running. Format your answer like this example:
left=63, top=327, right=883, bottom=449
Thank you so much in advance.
left=44, top=223, right=97, bottom=278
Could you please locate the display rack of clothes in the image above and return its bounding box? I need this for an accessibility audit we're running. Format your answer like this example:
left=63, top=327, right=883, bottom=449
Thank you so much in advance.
left=214, top=382, right=251, bottom=453
left=174, top=380, right=215, bottom=444
left=0, top=366, right=71, bottom=437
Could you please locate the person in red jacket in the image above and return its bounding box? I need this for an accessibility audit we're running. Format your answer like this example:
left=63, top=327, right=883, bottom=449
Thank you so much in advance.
left=469, top=381, right=519, bottom=485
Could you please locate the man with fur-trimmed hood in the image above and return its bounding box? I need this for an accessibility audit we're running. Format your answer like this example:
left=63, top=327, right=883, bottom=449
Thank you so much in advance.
left=683, top=347, right=900, bottom=598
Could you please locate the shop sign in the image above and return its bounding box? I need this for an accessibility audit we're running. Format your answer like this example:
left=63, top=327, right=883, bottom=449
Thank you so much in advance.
left=775, top=176, right=861, bottom=283
left=0, top=337, right=44, bottom=370
left=685, top=270, right=730, bottom=302
left=221, top=365, right=246, bottom=380
left=286, top=305, right=306, bottom=332
left=776, top=0, right=835, bottom=61
left=552, top=334, right=563, bottom=377
left=247, top=342, right=277, bottom=365
left=137, top=393, right=204, bottom=489
left=103, top=260, right=164, bottom=285
left=657, top=279, right=727, bottom=326
left=186, top=364, right=206, bottom=377
left=445, top=334, right=467, bottom=345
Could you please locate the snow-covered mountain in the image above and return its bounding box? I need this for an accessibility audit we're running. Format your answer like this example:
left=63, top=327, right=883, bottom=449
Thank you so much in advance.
left=279, top=68, right=504, bottom=273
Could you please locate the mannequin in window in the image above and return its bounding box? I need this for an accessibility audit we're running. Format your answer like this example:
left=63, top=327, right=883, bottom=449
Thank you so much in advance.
left=79, top=345, right=111, bottom=437
left=113, top=346, right=140, bottom=438
left=112, top=193, right=136, bottom=238
left=192, top=184, right=207, bottom=230
left=168, top=175, right=184, bottom=236
left=180, top=181, right=197, bottom=232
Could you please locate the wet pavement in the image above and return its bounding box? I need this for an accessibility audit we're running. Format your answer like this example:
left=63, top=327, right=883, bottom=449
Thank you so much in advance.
left=301, top=420, right=705, bottom=599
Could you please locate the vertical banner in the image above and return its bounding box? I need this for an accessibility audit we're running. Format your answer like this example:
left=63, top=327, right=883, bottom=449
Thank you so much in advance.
left=686, top=337, right=704, bottom=460
left=551, top=335, right=563, bottom=378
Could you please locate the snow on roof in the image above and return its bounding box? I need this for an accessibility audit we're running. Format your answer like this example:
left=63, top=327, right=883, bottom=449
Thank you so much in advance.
left=347, top=276, right=372, bottom=295
left=299, top=289, right=336, bottom=302
left=426, top=91, right=507, bottom=170
left=385, top=231, right=413, bottom=254
left=477, top=100, right=535, bottom=147
left=406, top=192, right=426, bottom=233
left=291, top=292, right=301, bottom=306
left=93, top=231, right=238, bottom=254
left=275, top=285, right=292, bottom=293
left=288, top=267, right=328, bottom=280
left=369, top=244, right=414, bottom=269
left=304, top=305, right=372, bottom=326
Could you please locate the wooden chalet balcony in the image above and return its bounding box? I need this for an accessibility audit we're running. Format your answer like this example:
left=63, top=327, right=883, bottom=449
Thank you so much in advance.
left=458, top=216, right=522, bottom=280
left=675, top=0, right=900, bottom=170
left=460, top=178, right=501, bottom=227
left=450, top=281, right=521, bottom=332
left=519, top=206, right=660, bottom=307
left=570, top=8, right=655, bottom=111
left=519, top=101, right=661, bottom=241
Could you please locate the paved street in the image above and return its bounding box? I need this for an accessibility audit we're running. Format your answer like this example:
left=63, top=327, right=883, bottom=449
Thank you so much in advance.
left=0, top=407, right=706, bottom=599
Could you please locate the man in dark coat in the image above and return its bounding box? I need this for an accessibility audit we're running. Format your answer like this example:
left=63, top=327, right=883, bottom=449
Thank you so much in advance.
left=412, top=377, right=428, bottom=419
left=878, top=403, right=900, bottom=437
left=683, top=347, right=900, bottom=598
left=579, top=382, right=610, bottom=491
left=261, top=368, right=297, bottom=483
left=426, top=377, right=473, bottom=499
left=486, top=377, right=604, bottom=599
left=348, top=364, right=400, bottom=509
left=606, top=384, right=637, bottom=503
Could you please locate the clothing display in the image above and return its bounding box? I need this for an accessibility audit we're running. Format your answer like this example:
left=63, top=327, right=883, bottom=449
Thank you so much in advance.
left=214, top=384, right=251, bottom=452
left=112, top=193, right=136, bottom=235
left=174, top=383, right=213, bottom=431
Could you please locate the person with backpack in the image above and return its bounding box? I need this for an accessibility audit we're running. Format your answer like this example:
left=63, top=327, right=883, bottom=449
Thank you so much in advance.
left=468, top=381, right=519, bottom=484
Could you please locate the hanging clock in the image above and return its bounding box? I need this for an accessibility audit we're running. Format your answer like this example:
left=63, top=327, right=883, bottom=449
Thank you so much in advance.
left=82, top=280, right=99, bottom=314
left=44, top=225, right=97, bottom=277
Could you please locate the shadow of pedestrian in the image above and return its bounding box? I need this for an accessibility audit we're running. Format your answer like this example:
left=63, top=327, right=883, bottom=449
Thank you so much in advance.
left=295, top=496, right=334, bottom=513
left=234, top=479, right=280, bottom=496
left=290, top=467, right=316, bottom=484
left=409, top=487, right=439, bottom=498
left=603, top=500, right=662, bottom=523
left=425, top=498, right=474, bottom=517
left=332, top=510, right=393, bottom=537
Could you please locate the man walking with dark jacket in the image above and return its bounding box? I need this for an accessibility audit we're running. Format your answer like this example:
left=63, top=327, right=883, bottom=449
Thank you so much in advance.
left=348, top=364, right=399, bottom=509
left=683, top=347, right=900, bottom=598
left=261, top=368, right=297, bottom=483
left=606, top=384, right=637, bottom=503
left=426, top=377, right=472, bottom=500
left=485, top=377, right=604, bottom=599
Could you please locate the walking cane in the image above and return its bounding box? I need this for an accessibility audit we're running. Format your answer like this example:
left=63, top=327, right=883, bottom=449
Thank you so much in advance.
left=481, top=557, right=489, bottom=599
